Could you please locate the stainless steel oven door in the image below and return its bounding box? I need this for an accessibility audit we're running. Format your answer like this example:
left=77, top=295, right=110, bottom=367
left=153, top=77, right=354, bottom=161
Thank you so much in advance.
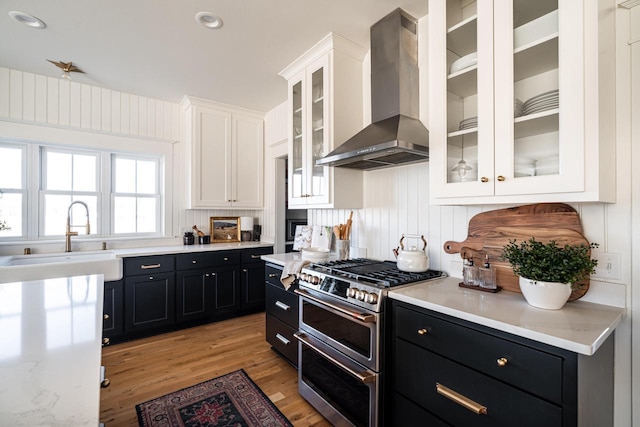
left=295, top=288, right=380, bottom=371
left=295, top=331, right=379, bottom=427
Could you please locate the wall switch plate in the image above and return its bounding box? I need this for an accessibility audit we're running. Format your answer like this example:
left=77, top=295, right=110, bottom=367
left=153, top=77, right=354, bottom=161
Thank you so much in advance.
left=592, top=252, right=622, bottom=281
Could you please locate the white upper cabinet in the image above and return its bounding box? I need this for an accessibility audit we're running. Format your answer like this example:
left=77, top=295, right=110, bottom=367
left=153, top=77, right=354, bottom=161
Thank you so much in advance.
left=182, top=96, right=264, bottom=209
left=429, top=0, right=615, bottom=205
left=280, top=33, right=366, bottom=209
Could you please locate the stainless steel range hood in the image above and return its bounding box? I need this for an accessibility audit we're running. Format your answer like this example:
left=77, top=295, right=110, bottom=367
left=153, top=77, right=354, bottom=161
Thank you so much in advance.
left=316, top=8, right=429, bottom=170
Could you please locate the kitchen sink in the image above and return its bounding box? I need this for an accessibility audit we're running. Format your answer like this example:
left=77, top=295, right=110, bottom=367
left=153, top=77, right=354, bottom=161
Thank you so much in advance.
left=0, top=250, right=123, bottom=283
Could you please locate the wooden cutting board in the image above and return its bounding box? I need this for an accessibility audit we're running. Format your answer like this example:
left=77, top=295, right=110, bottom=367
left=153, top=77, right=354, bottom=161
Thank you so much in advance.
left=444, top=203, right=582, bottom=254
left=461, top=226, right=591, bottom=301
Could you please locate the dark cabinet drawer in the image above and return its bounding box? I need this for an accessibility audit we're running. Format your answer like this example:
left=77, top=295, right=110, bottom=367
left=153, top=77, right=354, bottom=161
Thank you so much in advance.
left=175, top=250, right=241, bottom=270
left=394, top=338, right=562, bottom=427
left=266, top=282, right=298, bottom=327
left=266, top=313, right=298, bottom=366
left=394, top=304, right=563, bottom=403
left=392, top=393, right=451, bottom=427
left=125, top=255, right=174, bottom=275
left=241, top=246, right=273, bottom=264
left=265, top=264, right=285, bottom=288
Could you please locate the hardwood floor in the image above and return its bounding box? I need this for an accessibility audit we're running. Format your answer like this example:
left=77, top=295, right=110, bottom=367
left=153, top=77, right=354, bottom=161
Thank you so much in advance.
left=100, top=312, right=331, bottom=426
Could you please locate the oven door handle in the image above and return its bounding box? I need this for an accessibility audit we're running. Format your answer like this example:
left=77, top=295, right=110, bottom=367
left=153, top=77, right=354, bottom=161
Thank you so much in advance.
left=294, top=289, right=375, bottom=323
left=294, top=332, right=375, bottom=384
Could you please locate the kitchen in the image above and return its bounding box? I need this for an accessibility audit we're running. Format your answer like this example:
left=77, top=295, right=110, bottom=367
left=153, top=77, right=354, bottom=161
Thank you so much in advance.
left=0, top=0, right=638, bottom=426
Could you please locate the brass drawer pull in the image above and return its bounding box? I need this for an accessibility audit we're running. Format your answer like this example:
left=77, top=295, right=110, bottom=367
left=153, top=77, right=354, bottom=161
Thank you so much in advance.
left=141, top=264, right=161, bottom=269
left=251, top=254, right=262, bottom=259
left=497, top=357, right=508, bottom=367
left=417, top=328, right=428, bottom=335
left=275, top=301, right=290, bottom=311
left=436, top=383, right=487, bottom=415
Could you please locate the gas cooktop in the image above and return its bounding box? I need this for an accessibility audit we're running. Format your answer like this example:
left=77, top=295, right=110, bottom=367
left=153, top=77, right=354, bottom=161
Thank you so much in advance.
left=306, top=258, right=446, bottom=288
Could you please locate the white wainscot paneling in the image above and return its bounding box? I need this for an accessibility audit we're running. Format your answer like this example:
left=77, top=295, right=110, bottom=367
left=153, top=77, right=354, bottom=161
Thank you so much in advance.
left=0, top=66, right=178, bottom=143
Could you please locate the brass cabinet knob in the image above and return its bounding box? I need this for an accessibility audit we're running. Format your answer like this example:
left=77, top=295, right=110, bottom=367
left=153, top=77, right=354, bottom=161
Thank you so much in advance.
left=497, top=175, right=505, bottom=182
left=103, top=314, right=109, bottom=320
left=192, top=260, right=197, bottom=264
left=481, top=177, right=489, bottom=183
left=242, top=268, right=248, bottom=273
left=417, top=328, right=428, bottom=335
left=223, top=257, right=229, bottom=261
left=497, top=357, right=508, bottom=367
left=102, top=338, right=110, bottom=346
left=101, top=378, right=111, bottom=388
left=268, top=273, right=277, bottom=278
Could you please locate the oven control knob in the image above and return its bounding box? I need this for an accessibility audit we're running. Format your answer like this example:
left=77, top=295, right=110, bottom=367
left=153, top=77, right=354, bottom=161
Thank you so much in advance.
left=364, top=293, right=378, bottom=304
left=310, top=275, right=321, bottom=285
left=299, top=273, right=308, bottom=282
left=355, top=290, right=366, bottom=301
left=346, top=287, right=357, bottom=298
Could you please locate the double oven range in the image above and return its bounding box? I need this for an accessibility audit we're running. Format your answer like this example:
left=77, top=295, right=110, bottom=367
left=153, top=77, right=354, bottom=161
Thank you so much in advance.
left=293, top=259, right=446, bottom=427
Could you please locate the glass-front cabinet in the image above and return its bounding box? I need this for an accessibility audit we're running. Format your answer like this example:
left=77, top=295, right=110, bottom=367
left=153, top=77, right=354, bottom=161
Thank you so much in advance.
left=429, top=0, right=615, bottom=204
left=280, top=33, right=366, bottom=210
left=288, top=57, right=330, bottom=206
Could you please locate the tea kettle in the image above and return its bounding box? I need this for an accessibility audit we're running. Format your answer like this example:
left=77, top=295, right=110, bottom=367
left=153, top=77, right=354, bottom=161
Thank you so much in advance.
left=393, top=234, right=429, bottom=272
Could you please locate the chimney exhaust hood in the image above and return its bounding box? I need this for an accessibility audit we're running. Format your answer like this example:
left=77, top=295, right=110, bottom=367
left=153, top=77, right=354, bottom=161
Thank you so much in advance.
left=316, top=8, right=429, bottom=170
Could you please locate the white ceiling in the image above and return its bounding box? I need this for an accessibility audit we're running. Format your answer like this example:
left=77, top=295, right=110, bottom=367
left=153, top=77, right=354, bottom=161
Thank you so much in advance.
left=0, top=0, right=429, bottom=113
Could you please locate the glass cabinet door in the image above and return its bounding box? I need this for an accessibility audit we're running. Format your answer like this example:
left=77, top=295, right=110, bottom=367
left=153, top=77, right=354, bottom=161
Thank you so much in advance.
left=430, top=0, right=495, bottom=198
left=494, top=0, right=583, bottom=195
left=289, top=75, right=305, bottom=202
left=308, top=63, right=327, bottom=202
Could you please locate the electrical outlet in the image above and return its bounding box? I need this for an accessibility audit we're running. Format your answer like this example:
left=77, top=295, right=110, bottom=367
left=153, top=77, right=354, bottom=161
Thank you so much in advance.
left=592, top=252, right=621, bottom=280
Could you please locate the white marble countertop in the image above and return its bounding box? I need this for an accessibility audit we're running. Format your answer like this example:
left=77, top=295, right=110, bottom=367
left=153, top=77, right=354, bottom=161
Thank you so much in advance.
left=0, top=274, right=104, bottom=426
left=389, top=276, right=625, bottom=356
left=261, top=252, right=303, bottom=266
left=112, top=241, right=273, bottom=258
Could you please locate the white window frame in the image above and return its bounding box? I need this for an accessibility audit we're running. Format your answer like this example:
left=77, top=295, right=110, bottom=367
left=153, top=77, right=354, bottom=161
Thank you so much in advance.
left=110, top=153, right=162, bottom=236
left=0, top=141, right=28, bottom=239
left=39, top=146, right=102, bottom=238
left=0, top=133, right=170, bottom=242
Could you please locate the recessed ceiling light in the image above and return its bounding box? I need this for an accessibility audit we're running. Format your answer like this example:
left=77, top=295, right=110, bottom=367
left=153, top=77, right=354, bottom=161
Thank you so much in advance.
left=195, top=11, right=223, bottom=29
left=8, top=11, right=46, bottom=29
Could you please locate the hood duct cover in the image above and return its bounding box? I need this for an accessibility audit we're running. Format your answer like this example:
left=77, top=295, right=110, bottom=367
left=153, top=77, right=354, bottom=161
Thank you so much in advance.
left=317, top=8, right=429, bottom=170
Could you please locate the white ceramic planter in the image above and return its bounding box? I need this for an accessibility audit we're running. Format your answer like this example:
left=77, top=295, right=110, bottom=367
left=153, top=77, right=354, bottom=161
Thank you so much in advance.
left=518, top=276, right=572, bottom=310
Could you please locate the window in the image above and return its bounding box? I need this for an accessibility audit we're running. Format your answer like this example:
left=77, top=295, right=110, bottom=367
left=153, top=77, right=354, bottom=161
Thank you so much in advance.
left=41, top=148, right=99, bottom=236
left=0, top=143, right=26, bottom=237
left=0, top=141, right=163, bottom=241
left=112, top=155, right=160, bottom=234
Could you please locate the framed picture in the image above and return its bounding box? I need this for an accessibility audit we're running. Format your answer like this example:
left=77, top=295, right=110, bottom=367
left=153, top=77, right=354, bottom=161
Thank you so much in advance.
left=210, top=216, right=241, bottom=243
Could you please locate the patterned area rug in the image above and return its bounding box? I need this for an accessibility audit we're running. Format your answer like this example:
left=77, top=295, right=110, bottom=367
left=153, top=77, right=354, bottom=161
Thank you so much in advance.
left=136, top=369, right=293, bottom=427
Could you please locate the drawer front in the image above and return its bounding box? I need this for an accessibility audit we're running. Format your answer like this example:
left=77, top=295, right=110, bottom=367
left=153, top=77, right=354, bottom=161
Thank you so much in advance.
left=266, top=282, right=298, bottom=327
left=394, top=304, right=563, bottom=403
left=265, top=264, right=285, bottom=288
left=125, top=255, right=174, bottom=275
left=394, top=339, right=562, bottom=427
left=241, top=246, right=273, bottom=264
left=175, top=252, right=218, bottom=270
left=266, top=313, right=298, bottom=366
left=392, top=393, right=451, bottom=427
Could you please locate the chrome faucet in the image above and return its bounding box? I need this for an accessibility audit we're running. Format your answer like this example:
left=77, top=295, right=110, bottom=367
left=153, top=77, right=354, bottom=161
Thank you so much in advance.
left=65, top=201, right=90, bottom=252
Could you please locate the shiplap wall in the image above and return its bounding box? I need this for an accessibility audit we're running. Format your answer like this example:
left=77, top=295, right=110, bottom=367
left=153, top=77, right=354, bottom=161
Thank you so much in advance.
left=0, top=67, right=180, bottom=141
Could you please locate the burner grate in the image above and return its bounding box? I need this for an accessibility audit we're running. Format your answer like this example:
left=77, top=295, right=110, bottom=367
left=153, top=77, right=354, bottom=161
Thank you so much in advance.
left=310, top=258, right=445, bottom=287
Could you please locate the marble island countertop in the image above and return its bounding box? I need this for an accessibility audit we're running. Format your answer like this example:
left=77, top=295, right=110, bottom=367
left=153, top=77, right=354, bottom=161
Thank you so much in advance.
left=0, top=274, right=104, bottom=426
left=389, top=276, right=625, bottom=356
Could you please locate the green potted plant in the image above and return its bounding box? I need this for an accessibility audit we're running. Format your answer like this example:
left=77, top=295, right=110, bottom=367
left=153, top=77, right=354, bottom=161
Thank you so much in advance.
left=501, top=238, right=598, bottom=310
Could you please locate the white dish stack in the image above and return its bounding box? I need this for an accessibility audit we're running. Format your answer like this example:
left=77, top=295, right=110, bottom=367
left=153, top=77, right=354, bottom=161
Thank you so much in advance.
left=522, top=89, right=559, bottom=116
